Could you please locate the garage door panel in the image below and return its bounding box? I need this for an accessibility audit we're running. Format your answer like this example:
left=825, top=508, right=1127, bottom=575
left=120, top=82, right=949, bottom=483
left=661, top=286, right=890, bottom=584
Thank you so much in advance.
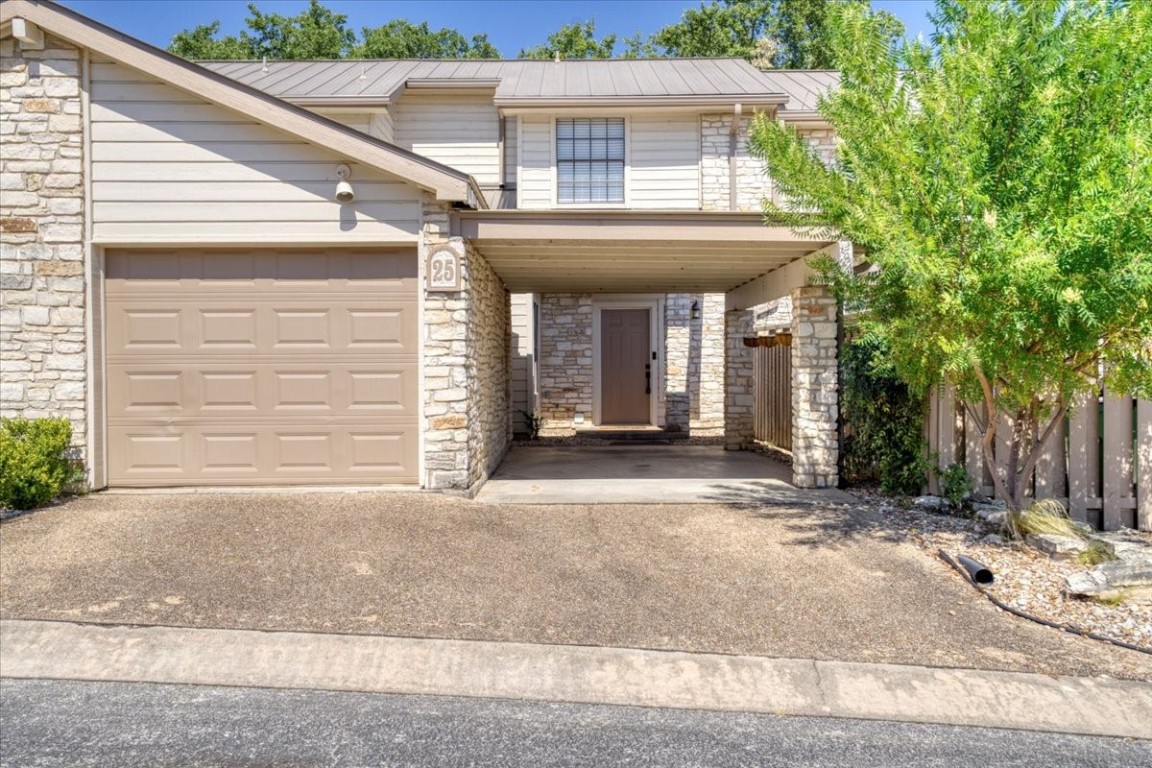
left=108, top=426, right=417, bottom=484
left=107, top=302, right=416, bottom=358
left=109, top=364, right=417, bottom=419
left=106, top=248, right=418, bottom=486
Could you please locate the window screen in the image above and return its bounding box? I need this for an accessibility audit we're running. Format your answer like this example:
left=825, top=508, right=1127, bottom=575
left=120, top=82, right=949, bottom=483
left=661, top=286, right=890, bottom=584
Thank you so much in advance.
left=556, top=118, right=625, bottom=204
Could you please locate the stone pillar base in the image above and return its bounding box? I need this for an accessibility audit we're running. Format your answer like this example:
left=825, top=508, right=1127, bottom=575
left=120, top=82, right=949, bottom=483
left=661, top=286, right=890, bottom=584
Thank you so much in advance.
left=724, top=309, right=755, bottom=451
left=790, top=285, right=839, bottom=488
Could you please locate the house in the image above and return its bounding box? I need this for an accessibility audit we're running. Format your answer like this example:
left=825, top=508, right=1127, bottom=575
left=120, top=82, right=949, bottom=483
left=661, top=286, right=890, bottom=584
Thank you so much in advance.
left=1, top=0, right=845, bottom=495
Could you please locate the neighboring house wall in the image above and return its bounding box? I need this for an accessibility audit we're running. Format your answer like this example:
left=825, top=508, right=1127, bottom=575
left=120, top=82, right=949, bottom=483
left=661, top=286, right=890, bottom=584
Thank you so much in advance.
left=0, top=34, right=89, bottom=466
left=392, top=93, right=500, bottom=186
left=509, top=292, right=536, bottom=435
left=89, top=59, right=422, bottom=243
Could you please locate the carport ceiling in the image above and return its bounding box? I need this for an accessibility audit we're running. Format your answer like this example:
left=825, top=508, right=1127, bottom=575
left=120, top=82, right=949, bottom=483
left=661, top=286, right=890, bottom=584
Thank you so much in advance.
left=455, top=211, right=832, bottom=293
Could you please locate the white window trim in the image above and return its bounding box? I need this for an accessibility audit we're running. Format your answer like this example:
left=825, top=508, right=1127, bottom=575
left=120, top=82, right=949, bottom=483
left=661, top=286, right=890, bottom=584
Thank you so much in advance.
left=551, top=116, right=631, bottom=209
left=591, top=295, right=664, bottom=427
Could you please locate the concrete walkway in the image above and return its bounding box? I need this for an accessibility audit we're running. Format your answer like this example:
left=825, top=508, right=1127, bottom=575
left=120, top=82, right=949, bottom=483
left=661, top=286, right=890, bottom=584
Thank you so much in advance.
left=3, top=619, right=1149, bottom=739
left=478, top=445, right=856, bottom=505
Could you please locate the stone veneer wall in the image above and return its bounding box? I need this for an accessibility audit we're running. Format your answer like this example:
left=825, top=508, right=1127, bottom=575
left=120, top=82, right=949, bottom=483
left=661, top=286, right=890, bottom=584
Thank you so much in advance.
left=420, top=197, right=510, bottom=490
left=664, top=293, right=725, bottom=435
left=537, top=293, right=593, bottom=436
left=701, top=114, right=771, bottom=212
left=790, top=284, right=839, bottom=488
left=723, top=309, right=756, bottom=449
left=702, top=117, right=838, bottom=213
left=0, top=35, right=88, bottom=466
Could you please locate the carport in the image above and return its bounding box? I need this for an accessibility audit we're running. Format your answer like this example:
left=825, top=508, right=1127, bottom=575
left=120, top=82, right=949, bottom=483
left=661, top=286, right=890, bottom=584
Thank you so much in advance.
left=454, top=209, right=847, bottom=492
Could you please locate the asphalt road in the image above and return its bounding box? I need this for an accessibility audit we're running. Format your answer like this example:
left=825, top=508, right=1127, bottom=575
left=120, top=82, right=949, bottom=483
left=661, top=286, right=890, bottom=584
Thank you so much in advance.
left=2, top=679, right=1149, bottom=768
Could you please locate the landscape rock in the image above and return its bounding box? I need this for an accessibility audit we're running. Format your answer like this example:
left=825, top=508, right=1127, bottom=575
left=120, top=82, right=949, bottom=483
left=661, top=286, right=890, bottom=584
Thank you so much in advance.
left=913, top=495, right=949, bottom=512
left=982, top=534, right=1004, bottom=546
left=1027, top=533, right=1088, bottom=559
left=1087, top=532, right=1152, bottom=561
left=1064, top=570, right=1111, bottom=597
left=1097, top=560, right=1152, bottom=588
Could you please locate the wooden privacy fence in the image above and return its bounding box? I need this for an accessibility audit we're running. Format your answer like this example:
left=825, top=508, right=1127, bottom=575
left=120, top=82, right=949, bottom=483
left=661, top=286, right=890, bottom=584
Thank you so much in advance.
left=926, top=386, right=1151, bottom=532
left=752, top=336, right=792, bottom=452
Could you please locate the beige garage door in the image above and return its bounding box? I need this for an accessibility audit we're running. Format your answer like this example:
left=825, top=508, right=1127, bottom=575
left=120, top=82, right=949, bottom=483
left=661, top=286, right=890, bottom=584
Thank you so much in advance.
left=105, top=248, right=419, bottom=486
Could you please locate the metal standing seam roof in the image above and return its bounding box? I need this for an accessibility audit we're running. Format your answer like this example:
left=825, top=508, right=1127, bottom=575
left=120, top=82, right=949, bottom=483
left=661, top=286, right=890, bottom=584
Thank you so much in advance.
left=200, top=58, right=837, bottom=109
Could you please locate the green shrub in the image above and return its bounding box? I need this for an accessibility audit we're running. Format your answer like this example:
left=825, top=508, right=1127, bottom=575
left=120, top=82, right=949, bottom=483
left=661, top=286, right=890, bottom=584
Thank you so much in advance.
left=840, top=333, right=928, bottom=495
left=0, top=417, right=78, bottom=510
left=935, top=462, right=973, bottom=508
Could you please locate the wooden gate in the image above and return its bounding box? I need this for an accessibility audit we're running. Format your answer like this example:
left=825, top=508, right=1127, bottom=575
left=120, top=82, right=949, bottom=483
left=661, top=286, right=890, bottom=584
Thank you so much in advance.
left=753, top=336, right=792, bottom=452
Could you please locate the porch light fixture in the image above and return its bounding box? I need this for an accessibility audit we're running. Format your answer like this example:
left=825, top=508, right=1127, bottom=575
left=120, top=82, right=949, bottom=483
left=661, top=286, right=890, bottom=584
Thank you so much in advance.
left=691, top=300, right=701, bottom=321
left=335, top=164, right=355, bottom=203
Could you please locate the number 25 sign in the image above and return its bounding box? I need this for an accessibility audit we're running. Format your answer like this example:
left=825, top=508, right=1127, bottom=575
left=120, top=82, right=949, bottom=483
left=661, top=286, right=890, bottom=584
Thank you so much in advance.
left=426, top=246, right=462, bottom=291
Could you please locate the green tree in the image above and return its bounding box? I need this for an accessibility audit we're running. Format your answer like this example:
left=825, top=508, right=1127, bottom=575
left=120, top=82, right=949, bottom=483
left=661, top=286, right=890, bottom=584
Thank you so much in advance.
left=645, top=0, right=901, bottom=68
left=168, top=0, right=496, bottom=61
left=241, top=0, right=355, bottom=58
left=749, top=0, right=1152, bottom=514
left=168, top=21, right=252, bottom=60
left=519, top=21, right=616, bottom=60
left=355, top=21, right=499, bottom=59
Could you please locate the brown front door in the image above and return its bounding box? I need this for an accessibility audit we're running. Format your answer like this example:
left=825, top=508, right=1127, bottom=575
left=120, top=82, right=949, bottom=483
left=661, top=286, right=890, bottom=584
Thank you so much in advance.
left=601, top=308, right=651, bottom=425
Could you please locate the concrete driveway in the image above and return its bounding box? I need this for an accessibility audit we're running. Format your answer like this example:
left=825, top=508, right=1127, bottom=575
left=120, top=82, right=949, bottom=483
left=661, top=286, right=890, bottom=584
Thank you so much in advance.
left=2, top=492, right=1149, bottom=681
left=478, top=445, right=856, bottom=505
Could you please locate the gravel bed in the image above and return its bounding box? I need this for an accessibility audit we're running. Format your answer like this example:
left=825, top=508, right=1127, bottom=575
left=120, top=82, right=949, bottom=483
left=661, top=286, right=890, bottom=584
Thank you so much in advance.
left=850, top=488, right=1152, bottom=652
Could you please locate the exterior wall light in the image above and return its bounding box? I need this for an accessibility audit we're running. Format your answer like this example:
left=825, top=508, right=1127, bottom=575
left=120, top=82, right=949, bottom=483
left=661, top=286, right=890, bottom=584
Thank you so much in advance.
left=691, top=300, right=701, bottom=321
left=335, top=164, right=355, bottom=203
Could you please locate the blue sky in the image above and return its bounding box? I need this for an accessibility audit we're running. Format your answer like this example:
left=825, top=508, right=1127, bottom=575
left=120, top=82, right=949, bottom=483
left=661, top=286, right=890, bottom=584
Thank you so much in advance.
left=59, top=1, right=937, bottom=57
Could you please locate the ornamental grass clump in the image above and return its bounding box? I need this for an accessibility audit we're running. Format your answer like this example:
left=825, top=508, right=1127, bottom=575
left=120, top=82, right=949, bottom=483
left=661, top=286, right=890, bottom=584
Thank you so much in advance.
left=1011, top=498, right=1079, bottom=541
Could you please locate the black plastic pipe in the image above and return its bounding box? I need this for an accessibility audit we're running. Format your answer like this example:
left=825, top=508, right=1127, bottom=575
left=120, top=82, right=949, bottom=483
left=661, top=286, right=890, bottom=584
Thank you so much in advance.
left=937, top=549, right=1152, bottom=656
left=956, top=554, right=994, bottom=585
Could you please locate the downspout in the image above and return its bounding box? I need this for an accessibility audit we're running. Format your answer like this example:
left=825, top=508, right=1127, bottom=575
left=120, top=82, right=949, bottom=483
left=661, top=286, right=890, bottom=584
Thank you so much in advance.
left=497, top=113, right=505, bottom=202
left=729, top=103, right=742, bottom=211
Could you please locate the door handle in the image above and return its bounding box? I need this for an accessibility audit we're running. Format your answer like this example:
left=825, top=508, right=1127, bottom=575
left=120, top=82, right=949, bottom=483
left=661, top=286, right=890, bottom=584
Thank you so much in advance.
left=645, top=363, right=651, bottom=395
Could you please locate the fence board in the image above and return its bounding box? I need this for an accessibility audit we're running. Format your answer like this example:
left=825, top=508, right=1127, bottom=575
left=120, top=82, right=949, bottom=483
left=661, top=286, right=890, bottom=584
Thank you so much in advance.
left=1068, top=390, right=1101, bottom=523
left=923, top=384, right=1145, bottom=532
left=1139, top=399, right=1151, bottom=531
left=1034, top=411, right=1066, bottom=502
left=1102, top=391, right=1136, bottom=530
left=926, top=387, right=941, bottom=494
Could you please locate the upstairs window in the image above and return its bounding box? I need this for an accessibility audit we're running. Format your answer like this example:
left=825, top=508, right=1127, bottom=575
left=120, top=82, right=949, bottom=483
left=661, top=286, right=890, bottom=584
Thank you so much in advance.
left=556, top=118, right=624, bottom=204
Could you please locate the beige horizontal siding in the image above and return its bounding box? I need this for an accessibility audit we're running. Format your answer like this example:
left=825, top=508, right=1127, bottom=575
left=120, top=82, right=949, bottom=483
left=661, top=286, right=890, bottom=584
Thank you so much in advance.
left=515, top=114, right=700, bottom=210
left=517, top=115, right=552, bottom=209
left=630, top=114, right=699, bottom=209
left=89, top=60, right=420, bottom=243
left=308, top=109, right=372, bottom=135
left=371, top=111, right=395, bottom=143
left=391, top=93, right=499, bottom=185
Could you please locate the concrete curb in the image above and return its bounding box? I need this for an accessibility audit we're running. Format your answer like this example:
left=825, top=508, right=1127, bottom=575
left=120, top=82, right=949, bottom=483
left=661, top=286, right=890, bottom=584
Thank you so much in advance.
left=2, top=619, right=1149, bottom=739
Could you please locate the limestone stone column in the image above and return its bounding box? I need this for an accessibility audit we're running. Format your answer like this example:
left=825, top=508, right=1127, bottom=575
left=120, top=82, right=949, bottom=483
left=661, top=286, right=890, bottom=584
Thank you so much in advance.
left=790, top=284, right=840, bottom=488
left=723, top=308, right=755, bottom=450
